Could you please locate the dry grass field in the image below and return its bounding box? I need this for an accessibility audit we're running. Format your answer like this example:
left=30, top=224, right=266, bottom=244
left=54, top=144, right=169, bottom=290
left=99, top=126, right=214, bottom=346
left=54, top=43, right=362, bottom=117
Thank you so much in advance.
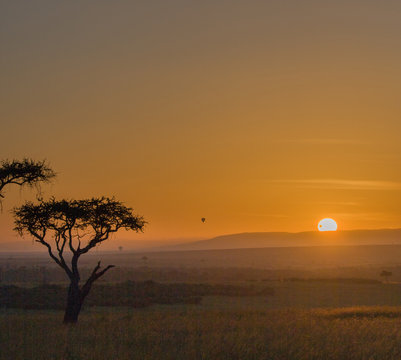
left=2, top=304, right=401, bottom=360
left=2, top=249, right=401, bottom=359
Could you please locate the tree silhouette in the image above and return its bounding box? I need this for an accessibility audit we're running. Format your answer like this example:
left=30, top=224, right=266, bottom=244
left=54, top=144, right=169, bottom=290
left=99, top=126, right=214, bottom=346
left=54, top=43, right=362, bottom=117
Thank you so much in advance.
left=0, top=159, right=55, bottom=200
left=380, top=270, right=392, bottom=283
left=14, top=197, right=146, bottom=324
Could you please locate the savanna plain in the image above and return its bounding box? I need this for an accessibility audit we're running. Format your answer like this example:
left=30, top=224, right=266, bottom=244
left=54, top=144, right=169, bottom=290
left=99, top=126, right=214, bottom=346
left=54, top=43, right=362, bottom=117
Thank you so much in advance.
left=2, top=246, right=401, bottom=359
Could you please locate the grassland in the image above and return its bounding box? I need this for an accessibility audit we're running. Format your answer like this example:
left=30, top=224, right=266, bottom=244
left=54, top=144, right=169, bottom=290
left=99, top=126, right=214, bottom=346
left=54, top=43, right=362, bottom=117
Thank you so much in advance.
left=2, top=305, right=401, bottom=360
left=2, top=280, right=401, bottom=358
left=2, top=246, right=401, bottom=359
left=4, top=243, right=401, bottom=271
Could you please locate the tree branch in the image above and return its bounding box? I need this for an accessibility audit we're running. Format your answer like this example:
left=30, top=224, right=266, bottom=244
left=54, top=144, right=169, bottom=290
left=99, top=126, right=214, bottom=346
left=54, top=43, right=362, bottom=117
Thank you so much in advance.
left=71, top=253, right=80, bottom=281
left=31, top=231, right=73, bottom=279
left=80, top=261, right=115, bottom=300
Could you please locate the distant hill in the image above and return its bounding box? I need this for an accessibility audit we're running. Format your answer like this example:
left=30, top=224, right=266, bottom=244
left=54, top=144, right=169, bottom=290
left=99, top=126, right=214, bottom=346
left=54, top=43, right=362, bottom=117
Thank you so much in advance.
left=161, top=229, right=401, bottom=251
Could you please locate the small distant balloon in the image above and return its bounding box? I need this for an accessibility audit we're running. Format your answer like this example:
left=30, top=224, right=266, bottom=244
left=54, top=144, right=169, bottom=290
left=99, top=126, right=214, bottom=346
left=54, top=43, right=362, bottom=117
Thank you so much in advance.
left=201, top=217, right=206, bottom=223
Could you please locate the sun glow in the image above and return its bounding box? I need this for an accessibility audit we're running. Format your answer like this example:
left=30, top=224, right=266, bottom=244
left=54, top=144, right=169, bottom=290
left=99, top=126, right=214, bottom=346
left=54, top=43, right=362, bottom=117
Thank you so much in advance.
left=318, top=218, right=338, bottom=231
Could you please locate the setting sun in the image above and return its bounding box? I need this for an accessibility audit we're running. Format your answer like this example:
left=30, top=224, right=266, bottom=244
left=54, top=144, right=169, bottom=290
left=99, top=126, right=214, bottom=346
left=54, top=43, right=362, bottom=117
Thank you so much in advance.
left=318, top=218, right=338, bottom=232
left=2, top=1, right=401, bottom=358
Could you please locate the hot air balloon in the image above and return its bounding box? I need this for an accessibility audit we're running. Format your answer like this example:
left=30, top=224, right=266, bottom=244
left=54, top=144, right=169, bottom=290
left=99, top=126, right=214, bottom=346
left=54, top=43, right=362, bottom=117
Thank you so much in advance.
left=201, top=217, right=206, bottom=223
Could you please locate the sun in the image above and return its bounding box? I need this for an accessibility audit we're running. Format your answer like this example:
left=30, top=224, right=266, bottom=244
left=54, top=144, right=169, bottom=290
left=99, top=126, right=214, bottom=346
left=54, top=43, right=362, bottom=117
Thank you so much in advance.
left=318, top=218, right=338, bottom=231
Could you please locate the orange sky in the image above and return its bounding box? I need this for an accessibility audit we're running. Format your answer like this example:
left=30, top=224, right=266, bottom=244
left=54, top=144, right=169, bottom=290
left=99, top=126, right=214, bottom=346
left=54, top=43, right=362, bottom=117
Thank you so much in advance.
left=1, top=1, right=401, bottom=246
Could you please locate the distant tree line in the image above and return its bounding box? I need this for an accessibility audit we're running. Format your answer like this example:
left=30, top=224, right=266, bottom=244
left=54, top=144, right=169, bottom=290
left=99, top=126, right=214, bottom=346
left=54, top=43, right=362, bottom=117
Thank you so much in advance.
left=0, top=265, right=392, bottom=285
left=283, top=277, right=381, bottom=284
left=0, top=281, right=274, bottom=310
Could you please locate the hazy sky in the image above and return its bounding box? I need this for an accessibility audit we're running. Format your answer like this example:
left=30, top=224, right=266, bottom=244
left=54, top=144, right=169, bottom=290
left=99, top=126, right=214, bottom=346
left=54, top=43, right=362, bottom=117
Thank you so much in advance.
left=1, top=0, right=401, bottom=246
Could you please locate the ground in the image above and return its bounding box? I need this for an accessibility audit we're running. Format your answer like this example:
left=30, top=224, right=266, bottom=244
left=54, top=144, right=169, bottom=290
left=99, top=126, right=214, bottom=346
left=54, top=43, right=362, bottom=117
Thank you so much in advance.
left=2, top=294, right=401, bottom=360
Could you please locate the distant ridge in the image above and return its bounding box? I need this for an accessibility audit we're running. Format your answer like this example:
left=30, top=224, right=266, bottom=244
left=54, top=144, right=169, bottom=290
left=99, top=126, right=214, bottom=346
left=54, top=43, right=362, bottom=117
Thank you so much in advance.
left=160, top=228, right=401, bottom=251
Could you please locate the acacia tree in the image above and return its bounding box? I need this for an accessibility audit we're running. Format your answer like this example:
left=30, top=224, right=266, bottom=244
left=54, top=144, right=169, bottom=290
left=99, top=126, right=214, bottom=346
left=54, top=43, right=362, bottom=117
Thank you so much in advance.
left=0, top=158, right=55, bottom=199
left=380, top=270, right=392, bottom=283
left=14, top=197, right=146, bottom=324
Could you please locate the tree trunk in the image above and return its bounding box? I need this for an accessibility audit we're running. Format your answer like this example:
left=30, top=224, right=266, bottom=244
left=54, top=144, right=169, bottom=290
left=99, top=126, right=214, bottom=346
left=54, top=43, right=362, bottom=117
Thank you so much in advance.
left=63, top=281, right=82, bottom=324
left=62, top=263, right=114, bottom=324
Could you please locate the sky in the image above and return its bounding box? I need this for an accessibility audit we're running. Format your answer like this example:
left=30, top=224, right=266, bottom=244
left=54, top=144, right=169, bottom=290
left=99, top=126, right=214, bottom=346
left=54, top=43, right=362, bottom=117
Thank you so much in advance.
left=1, top=0, right=401, bottom=247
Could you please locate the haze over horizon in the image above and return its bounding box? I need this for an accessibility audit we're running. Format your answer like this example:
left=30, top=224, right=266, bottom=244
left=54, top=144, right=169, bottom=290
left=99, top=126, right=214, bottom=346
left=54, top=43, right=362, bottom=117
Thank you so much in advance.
left=1, top=1, right=401, bottom=246
left=2, top=228, right=401, bottom=254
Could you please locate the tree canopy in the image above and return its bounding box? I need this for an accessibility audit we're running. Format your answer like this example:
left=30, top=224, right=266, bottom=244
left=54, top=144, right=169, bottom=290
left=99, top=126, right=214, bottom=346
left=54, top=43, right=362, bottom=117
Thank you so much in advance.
left=0, top=158, right=55, bottom=199
left=14, top=197, right=145, bottom=261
